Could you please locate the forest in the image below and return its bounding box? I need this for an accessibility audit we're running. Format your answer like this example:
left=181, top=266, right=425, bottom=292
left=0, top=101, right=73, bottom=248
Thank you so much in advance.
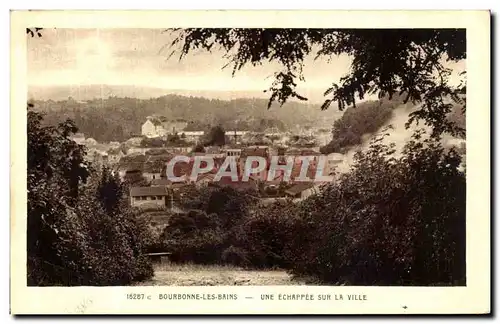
left=30, top=94, right=326, bottom=142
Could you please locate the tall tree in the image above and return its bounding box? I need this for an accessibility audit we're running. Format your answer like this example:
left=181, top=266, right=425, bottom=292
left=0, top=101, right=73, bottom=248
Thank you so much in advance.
left=169, top=28, right=466, bottom=138
left=27, top=106, right=154, bottom=285
left=204, top=125, right=226, bottom=146
left=27, top=105, right=91, bottom=285
left=97, top=167, right=124, bottom=215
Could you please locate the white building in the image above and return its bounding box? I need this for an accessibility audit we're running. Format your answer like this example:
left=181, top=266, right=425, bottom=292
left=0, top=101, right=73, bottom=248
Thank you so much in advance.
left=141, top=116, right=188, bottom=138
left=225, top=130, right=248, bottom=144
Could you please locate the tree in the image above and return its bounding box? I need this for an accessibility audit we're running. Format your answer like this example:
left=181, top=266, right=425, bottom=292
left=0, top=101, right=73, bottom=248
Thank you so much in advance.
left=96, top=167, right=123, bottom=215
left=162, top=209, right=225, bottom=263
left=203, top=125, right=226, bottom=146
left=234, top=199, right=300, bottom=268
left=123, top=172, right=149, bottom=188
left=288, top=131, right=466, bottom=285
left=140, top=137, right=165, bottom=148
left=169, top=28, right=466, bottom=138
left=27, top=107, right=153, bottom=285
left=192, top=143, right=206, bottom=153
left=27, top=105, right=91, bottom=285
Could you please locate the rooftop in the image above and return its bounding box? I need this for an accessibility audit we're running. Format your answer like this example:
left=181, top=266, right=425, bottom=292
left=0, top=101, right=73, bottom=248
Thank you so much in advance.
left=130, top=186, right=169, bottom=197
left=117, top=161, right=144, bottom=172
left=241, top=147, right=269, bottom=158
left=150, top=178, right=172, bottom=186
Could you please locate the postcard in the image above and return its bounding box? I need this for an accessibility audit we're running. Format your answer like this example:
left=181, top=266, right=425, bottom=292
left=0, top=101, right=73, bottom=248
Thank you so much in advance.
left=10, top=10, right=490, bottom=315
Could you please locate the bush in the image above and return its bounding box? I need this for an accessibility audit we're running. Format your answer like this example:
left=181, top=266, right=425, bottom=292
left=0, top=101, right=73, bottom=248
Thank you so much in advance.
left=27, top=109, right=154, bottom=286
left=162, top=186, right=262, bottom=266
left=192, top=143, right=206, bottom=153
left=140, top=137, right=165, bottom=148
left=158, top=128, right=465, bottom=286
left=289, top=131, right=466, bottom=285
left=232, top=200, right=299, bottom=269
left=221, top=246, right=249, bottom=267
left=163, top=210, right=226, bottom=264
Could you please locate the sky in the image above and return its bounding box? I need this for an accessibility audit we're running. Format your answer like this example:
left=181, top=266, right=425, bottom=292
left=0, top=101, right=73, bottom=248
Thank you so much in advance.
left=27, top=28, right=465, bottom=103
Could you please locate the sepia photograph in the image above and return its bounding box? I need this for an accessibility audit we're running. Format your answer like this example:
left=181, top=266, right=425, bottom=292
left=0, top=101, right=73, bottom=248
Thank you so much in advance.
left=10, top=10, right=490, bottom=315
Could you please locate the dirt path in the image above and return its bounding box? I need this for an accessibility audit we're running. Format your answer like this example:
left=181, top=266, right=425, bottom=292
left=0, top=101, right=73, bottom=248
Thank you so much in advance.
left=136, top=263, right=306, bottom=286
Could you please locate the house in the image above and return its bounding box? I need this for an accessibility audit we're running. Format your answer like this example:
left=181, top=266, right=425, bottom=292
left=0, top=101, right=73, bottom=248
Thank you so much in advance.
left=141, top=116, right=189, bottom=138
left=143, top=162, right=163, bottom=181
left=284, top=183, right=322, bottom=201
left=225, top=130, right=248, bottom=144
left=151, top=176, right=188, bottom=188
left=130, top=186, right=170, bottom=208
left=241, top=147, right=269, bottom=159
left=205, top=146, right=224, bottom=157
left=142, top=119, right=164, bottom=138
left=168, top=146, right=192, bottom=154
left=164, top=119, right=189, bottom=135
left=223, top=147, right=243, bottom=157
left=150, top=178, right=172, bottom=187
left=116, top=161, right=144, bottom=180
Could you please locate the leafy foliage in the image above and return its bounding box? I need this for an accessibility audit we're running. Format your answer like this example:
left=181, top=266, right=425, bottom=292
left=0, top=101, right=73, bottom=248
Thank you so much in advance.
left=162, top=186, right=263, bottom=265
left=169, top=28, right=466, bottom=137
left=26, top=28, right=43, bottom=38
left=233, top=200, right=300, bottom=269
left=203, top=125, right=226, bottom=146
left=192, top=143, right=206, bottom=153
left=140, top=137, right=165, bottom=148
left=31, top=96, right=317, bottom=142
left=27, top=108, right=153, bottom=286
left=159, top=130, right=465, bottom=285
left=162, top=210, right=226, bottom=264
left=289, top=131, right=466, bottom=285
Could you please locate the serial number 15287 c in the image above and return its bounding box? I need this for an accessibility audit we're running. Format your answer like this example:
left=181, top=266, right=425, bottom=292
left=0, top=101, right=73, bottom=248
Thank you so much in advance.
left=126, top=293, right=145, bottom=300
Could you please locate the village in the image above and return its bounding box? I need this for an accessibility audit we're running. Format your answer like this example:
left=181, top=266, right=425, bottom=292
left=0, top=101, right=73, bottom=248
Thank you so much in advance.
left=70, top=114, right=345, bottom=212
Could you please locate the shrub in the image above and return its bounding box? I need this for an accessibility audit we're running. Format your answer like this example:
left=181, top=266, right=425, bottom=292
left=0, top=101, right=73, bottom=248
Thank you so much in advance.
left=140, top=137, right=165, bottom=148
left=290, top=131, right=466, bottom=285
left=221, top=246, right=249, bottom=267
left=232, top=200, right=300, bottom=269
left=192, top=143, right=206, bottom=153
left=163, top=210, right=226, bottom=264
left=162, top=186, right=262, bottom=265
left=27, top=109, right=154, bottom=286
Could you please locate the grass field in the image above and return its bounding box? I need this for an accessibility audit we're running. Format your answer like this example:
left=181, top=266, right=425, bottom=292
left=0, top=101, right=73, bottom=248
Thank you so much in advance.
left=136, top=262, right=308, bottom=286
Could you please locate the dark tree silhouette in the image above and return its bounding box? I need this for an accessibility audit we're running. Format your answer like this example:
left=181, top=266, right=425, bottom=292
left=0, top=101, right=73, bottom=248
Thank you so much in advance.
left=192, top=143, right=206, bottom=153
left=204, top=125, right=226, bottom=146
left=168, top=28, right=466, bottom=137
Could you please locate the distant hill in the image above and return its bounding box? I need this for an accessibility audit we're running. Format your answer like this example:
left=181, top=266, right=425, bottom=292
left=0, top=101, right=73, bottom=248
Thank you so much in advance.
left=30, top=89, right=343, bottom=142
left=28, top=84, right=274, bottom=102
